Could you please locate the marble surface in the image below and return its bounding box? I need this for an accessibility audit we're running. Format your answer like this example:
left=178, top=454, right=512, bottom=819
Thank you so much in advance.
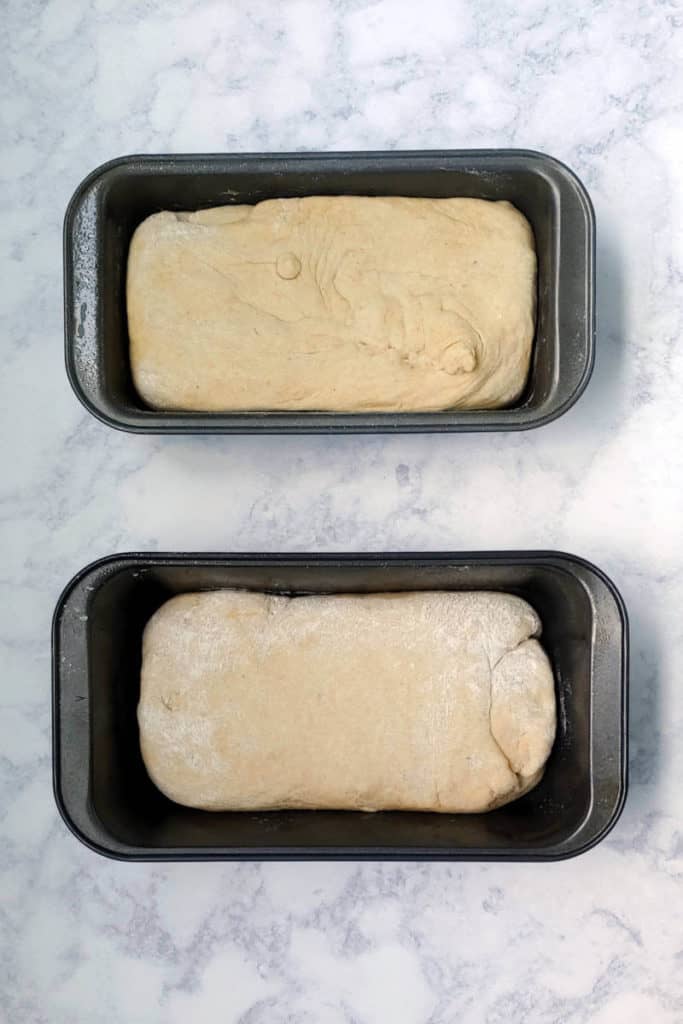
left=2, top=0, right=682, bottom=1020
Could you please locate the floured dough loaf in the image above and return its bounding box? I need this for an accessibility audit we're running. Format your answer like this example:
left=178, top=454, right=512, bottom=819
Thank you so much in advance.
left=127, top=196, right=536, bottom=412
left=137, top=590, right=556, bottom=813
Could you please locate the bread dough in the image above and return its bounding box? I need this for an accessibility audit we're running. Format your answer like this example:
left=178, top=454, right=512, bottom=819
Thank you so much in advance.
left=137, top=590, right=556, bottom=813
left=127, top=197, right=536, bottom=412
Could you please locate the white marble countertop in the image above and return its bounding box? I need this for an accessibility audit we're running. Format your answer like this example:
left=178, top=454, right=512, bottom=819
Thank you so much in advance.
left=2, top=1, right=682, bottom=1020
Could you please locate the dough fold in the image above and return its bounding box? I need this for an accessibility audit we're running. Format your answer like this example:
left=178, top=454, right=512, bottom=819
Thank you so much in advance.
left=138, top=590, right=556, bottom=813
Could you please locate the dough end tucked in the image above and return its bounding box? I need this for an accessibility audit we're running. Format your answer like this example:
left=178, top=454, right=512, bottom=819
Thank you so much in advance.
left=137, top=590, right=556, bottom=813
left=127, top=196, right=536, bottom=412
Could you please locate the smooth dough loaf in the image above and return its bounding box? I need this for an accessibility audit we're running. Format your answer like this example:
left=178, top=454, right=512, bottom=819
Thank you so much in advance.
left=137, top=590, right=556, bottom=813
left=127, top=196, right=536, bottom=412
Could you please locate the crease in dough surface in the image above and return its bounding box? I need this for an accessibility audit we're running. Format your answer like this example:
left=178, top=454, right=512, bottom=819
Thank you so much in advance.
left=137, top=590, right=556, bottom=813
left=127, top=196, right=537, bottom=412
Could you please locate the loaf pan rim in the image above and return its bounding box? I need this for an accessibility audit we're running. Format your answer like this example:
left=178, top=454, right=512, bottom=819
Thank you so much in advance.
left=63, top=149, right=595, bottom=434
left=52, top=549, right=627, bottom=861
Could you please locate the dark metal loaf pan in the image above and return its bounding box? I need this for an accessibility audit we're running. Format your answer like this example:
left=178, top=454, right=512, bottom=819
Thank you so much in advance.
left=52, top=552, right=627, bottom=861
left=64, top=151, right=595, bottom=433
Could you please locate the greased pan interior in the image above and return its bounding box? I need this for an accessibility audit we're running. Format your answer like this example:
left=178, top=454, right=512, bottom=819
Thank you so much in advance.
left=64, top=150, right=595, bottom=433
left=52, top=552, right=627, bottom=860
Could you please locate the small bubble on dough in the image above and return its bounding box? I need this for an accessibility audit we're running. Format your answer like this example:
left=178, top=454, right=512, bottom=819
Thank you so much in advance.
left=276, top=252, right=302, bottom=279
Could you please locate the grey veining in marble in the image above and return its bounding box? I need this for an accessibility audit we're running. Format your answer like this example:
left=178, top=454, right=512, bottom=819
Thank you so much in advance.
left=1, top=0, right=682, bottom=1021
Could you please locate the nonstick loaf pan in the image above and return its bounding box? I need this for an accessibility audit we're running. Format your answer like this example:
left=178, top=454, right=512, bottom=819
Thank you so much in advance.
left=52, top=551, right=627, bottom=861
left=64, top=150, right=595, bottom=433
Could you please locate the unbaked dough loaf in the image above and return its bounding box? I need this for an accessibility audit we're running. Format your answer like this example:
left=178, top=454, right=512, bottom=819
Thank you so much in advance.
left=137, top=590, right=556, bottom=813
left=127, top=197, right=536, bottom=412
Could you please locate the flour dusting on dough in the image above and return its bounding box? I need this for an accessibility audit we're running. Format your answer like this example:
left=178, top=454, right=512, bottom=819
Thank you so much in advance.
left=137, top=590, right=556, bottom=813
